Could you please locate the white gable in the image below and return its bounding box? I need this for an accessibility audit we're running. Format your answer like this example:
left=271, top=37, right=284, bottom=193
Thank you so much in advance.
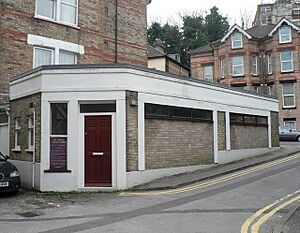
left=221, top=24, right=252, bottom=43
left=268, top=18, right=300, bottom=37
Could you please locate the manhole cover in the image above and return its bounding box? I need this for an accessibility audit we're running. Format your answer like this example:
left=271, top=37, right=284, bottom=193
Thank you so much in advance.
left=17, top=212, right=43, bottom=218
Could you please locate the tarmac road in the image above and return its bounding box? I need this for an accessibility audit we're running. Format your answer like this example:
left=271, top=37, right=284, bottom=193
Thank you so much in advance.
left=1, top=142, right=300, bottom=233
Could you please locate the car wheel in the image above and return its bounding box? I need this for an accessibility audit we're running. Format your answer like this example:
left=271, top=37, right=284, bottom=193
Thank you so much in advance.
left=297, top=136, right=300, bottom=142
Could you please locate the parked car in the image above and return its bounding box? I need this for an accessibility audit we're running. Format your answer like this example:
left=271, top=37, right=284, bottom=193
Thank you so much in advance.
left=279, top=127, right=300, bottom=141
left=0, top=152, right=20, bottom=194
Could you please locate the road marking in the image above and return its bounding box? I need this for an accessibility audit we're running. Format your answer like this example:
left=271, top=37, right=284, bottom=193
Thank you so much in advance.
left=120, top=154, right=300, bottom=197
left=241, top=189, right=300, bottom=233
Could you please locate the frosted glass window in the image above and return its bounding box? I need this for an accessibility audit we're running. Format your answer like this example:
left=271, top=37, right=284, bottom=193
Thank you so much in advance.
left=34, top=48, right=53, bottom=68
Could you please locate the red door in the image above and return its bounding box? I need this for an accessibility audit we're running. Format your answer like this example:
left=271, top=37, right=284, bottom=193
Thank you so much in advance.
left=85, top=116, right=112, bottom=187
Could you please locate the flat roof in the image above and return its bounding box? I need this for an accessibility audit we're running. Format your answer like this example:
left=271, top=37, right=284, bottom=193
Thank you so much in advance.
left=10, top=63, right=277, bottom=100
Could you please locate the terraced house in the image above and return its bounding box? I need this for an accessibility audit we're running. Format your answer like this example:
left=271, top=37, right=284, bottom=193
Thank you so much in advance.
left=0, top=0, right=151, bottom=155
left=191, top=18, right=300, bottom=133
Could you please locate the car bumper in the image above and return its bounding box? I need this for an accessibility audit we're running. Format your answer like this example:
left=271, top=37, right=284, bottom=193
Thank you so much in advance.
left=0, top=177, right=20, bottom=193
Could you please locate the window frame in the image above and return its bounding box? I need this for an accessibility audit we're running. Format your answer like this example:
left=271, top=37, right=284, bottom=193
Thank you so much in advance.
left=145, top=104, right=213, bottom=123
left=267, top=54, right=273, bottom=75
left=282, top=83, right=296, bottom=108
left=283, top=120, right=296, bottom=131
left=279, top=26, right=292, bottom=44
left=27, top=116, right=35, bottom=152
left=14, top=118, right=21, bottom=151
left=232, top=55, right=244, bottom=77
left=231, top=32, right=243, bottom=49
left=230, top=113, right=268, bottom=127
left=220, top=58, right=225, bottom=79
left=33, top=46, right=78, bottom=68
left=251, top=55, right=258, bottom=76
left=204, top=65, right=214, bottom=82
left=280, top=50, right=294, bottom=73
left=261, top=6, right=271, bottom=13
left=35, top=0, right=79, bottom=27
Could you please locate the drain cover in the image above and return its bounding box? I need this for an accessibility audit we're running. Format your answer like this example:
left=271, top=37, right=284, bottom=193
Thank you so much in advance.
left=17, top=212, right=42, bottom=218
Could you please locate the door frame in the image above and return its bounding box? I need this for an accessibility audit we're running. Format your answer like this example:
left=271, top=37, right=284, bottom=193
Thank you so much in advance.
left=79, top=113, right=116, bottom=189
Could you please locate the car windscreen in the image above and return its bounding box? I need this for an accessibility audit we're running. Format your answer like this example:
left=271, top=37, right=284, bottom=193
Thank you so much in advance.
left=0, top=152, right=5, bottom=161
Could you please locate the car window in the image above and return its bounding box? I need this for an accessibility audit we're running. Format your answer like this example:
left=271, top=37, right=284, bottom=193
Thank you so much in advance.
left=0, top=152, right=5, bottom=161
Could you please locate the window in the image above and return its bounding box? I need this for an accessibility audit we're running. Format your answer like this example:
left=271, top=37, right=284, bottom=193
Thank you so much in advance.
left=28, top=116, right=35, bottom=151
left=34, top=47, right=54, bottom=67
left=251, top=56, right=258, bottom=75
left=268, top=85, right=274, bottom=96
left=261, top=6, right=271, bottom=13
left=34, top=47, right=77, bottom=68
left=145, top=104, right=213, bottom=122
left=230, top=113, right=268, bottom=126
left=14, top=119, right=21, bottom=151
left=231, top=32, right=243, bottom=49
left=284, top=119, right=296, bottom=131
left=59, top=50, right=77, bottom=64
left=267, top=54, right=273, bottom=75
left=261, top=15, right=272, bottom=25
left=282, top=83, right=296, bottom=108
left=36, top=0, right=78, bottom=26
left=279, top=26, right=292, bottom=44
left=204, top=65, right=213, bottom=82
left=232, top=56, right=244, bottom=76
left=280, top=51, right=293, bottom=73
left=51, top=103, right=68, bottom=135
left=220, top=58, right=225, bottom=79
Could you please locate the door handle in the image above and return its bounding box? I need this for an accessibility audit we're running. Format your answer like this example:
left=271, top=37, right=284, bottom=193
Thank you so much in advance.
left=93, top=152, right=104, bottom=156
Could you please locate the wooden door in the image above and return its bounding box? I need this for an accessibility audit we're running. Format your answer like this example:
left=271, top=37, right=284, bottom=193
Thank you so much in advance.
left=85, top=116, right=112, bottom=187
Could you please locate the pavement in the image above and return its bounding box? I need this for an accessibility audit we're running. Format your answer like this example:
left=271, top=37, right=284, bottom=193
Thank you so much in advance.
left=132, top=142, right=300, bottom=191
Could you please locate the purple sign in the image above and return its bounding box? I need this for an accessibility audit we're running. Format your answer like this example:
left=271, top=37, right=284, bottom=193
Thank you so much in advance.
left=50, top=137, right=67, bottom=170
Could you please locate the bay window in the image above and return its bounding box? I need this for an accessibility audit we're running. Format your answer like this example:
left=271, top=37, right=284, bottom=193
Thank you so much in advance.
left=204, top=65, right=213, bottom=82
left=267, top=54, right=273, bottom=74
left=28, top=116, right=35, bottom=151
left=220, top=58, right=225, bottom=79
left=280, top=50, right=293, bottom=73
left=251, top=56, right=258, bottom=75
left=232, top=56, right=244, bottom=76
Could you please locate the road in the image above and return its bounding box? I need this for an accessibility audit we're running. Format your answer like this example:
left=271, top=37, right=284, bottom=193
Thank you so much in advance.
left=1, top=142, right=300, bottom=233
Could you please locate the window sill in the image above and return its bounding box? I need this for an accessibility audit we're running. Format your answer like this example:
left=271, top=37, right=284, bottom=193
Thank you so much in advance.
left=25, top=149, right=34, bottom=153
left=44, top=169, right=72, bottom=173
left=12, top=149, right=21, bottom=153
left=232, top=75, right=245, bottom=78
left=281, top=70, right=294, bottom=74
left=34, top=15, right=80, bottom=30
left=282, top=106, right=296, bottom=110
left=231, top=46, right=243, bottom=50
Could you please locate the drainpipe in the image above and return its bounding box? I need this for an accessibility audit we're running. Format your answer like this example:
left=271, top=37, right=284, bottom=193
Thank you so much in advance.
left=115, top=0, right=118, bottom=63
left=32, top=110, right=36, bottom=189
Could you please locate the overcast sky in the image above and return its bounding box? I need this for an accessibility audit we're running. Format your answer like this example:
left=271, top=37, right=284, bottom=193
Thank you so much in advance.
left=148, top=0, right=275, bottom=26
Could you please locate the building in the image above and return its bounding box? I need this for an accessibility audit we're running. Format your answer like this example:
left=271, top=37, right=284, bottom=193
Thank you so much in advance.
left=253, top=0, right=300, bottom=26
left=9, top=64, right=279, bottom=191
left=191, top=18, right=300, bottom=132
left=0, top=0, right=151, bottom=154
left=147, top=41, right=190, bottom=77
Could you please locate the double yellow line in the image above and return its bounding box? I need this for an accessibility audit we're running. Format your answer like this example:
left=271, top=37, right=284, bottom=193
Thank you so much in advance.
left=241, top=189, right=300, bottom=233
left=120, top=154, right=300, bottom=197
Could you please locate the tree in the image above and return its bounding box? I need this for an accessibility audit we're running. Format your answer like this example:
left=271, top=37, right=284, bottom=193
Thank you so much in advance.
left=240, top=9, right=253, bottom=30
left=205, top=7, right=230, bottom=42
left=147, top=7, right=230, bottom=66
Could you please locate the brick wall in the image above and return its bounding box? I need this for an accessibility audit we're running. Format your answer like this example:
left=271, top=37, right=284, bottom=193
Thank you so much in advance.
left=126, top=91, right=138, bottom=172
left=231, top=125, right=268, bottom=150
left=9, top=93, right=41, bottom=163
left=145, top=119, right=214, bottom=169
left=271, top=111, right=280, bottom=147
left=218, top=111, right=226, bottom=151
left=0, top=0, right=149, bottom=105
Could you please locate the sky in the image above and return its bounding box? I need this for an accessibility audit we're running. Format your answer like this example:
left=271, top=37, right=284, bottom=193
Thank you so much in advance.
left=147, top=0, right=275, bottom=26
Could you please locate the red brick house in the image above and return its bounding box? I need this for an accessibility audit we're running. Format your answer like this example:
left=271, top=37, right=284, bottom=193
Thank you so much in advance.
left=0, top=0, right=151, bottom=154
left=191, top=18, right=300, bottom=132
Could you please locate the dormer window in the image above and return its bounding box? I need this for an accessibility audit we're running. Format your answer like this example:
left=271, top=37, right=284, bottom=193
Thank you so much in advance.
left=231, top=32, right=243, bottom=49
left=279, top=26, right=292, bottom=44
